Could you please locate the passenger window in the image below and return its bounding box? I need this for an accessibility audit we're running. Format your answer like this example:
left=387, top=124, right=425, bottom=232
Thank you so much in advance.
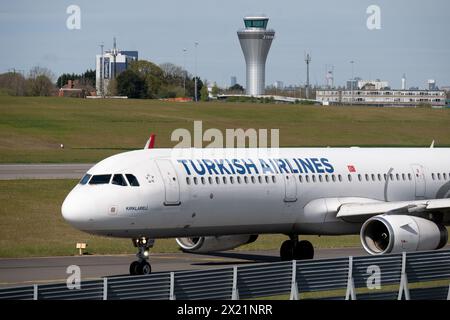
left=437, top=173, right=441, bottom=180
left=325, top=175, right=330, bottom=182
left=265, top=176, right=269, bottom=183
left=338, top=174, right=342, bottom=182
left=216, top=177, right=220, bottom=184
left=186, top=177, right=191, bottom=185
left=223, top=177, right=227, bottom=184
left=396, top=173, right=400, bottom=180
left=305, top=175, right=310, bottom=182
left=318, top=175, right=323, bottom=182
left=371, top=174, right=375, bottom=181
left=193, top=177, right=198, bottom=185
left=365, top=174, right=369, bottom=181
left=251, top=176, right=256, bottom=184
left=208, top=177, right=213, bottom=184
left=312, top=175, right=316, bottom=182
left=244, top=176, right=249, bottom=184
left=125, top=174, right=140, bottom=186
left=272, top=176, right=276, bottom=183
left=377, top=174, right=382, bottom=181
left=80, top=174, right=92, bottom=185
left=201, top=177, right=206, bottom=185
left=432, top=173, right=435, bottom=180
left=112, top=174, right=127, bottom=186
left=408, top=173, right=412, bottom=180
left=348, top=174, right=352, bottom=182
left=358, top=174, right=362, bottom=182
left=258, top=176, right=262, bottom=184
left=230, top=176, right=234, bottom=184
left=89, top=174, right=112, bottom=185
left=444, top=173, right=447, bottom=180
left=331, top=175, right=336, bottom=182
left=299, top=175, right=303, bottom=183
left=402, top=173, right=406, bottom=181
left=237, top=176, right=242, bottom=184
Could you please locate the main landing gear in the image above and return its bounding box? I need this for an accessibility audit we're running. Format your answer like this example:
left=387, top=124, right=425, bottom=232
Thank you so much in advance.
left=280, top=235, right=314, bottom=261
left=130, top=237, right=154, bottom=275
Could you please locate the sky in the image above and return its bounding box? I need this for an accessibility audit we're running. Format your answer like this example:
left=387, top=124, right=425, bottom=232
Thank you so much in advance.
left=0, top=0, right=449, bottom=89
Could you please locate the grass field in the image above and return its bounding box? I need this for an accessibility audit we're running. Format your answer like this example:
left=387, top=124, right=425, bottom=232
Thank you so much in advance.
left=1, top=96, right=450, bottom=163
left=0, top=179, right=361, bottom=258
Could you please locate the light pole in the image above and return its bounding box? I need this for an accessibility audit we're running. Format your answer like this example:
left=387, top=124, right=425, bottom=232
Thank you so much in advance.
left=194, top=41, right=199, bottom=102
left=350, top=60, right=354, bottom=106
left=99, top=43, right=104, bottom=97
left=183, top=48, right=187, bottom=97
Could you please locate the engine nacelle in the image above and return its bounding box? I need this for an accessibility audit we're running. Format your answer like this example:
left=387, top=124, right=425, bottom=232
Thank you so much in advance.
left=175, top=235, right=258, bottom=253
left=360, top=214, right=448, bottom=255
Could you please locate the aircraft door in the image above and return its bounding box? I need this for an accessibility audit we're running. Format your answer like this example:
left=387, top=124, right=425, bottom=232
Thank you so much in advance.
left=155, top=159, right=181, bottom=206
left=283, top=174, right=297, bottom=202
left=411, top=164, right=426, bottom=199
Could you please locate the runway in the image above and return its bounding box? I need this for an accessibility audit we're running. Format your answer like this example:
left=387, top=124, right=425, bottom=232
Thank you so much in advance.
left=0, top=164, right=92, bottom=180
left=0, top=247, right=368, bottom=288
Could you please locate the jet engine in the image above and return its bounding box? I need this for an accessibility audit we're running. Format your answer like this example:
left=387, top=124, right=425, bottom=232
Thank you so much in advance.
left=175, top=235, right=258, bottom=253
left=360, top=214, right=448, bottom=255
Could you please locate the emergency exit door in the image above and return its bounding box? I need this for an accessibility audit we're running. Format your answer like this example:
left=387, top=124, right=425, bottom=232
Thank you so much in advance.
left=156, top=159, right=181, bottom=206
left=284, top=174, right=297, bottom=202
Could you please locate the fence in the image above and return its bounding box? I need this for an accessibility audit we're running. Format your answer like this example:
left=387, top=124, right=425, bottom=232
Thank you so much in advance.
left=1, top=249, right=449, bottom=300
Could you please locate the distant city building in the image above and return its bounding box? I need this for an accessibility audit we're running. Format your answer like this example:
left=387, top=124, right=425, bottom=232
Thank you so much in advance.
left=346, top=77, right=361, bottom=90
left=237, top=15, right=275, bottom=96
left=428, top=79, right=437, bottom=90
left=96, top=44, right=138, bottom=95
left=230, top=76, right=237, bottom=87
left=316, top=89, right=446, bottom=107
left=401, top=74, right=406, bottom=90
left=274, top=81, right=284, bottom=89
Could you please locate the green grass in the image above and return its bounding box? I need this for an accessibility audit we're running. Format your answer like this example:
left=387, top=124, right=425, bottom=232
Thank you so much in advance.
left=0, top=179, right=361, bottom=258
left=1, top=96, right=450, bottom=163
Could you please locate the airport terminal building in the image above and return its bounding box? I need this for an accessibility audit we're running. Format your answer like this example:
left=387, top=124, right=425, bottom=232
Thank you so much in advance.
left=317, top=89, right=447, bottom=107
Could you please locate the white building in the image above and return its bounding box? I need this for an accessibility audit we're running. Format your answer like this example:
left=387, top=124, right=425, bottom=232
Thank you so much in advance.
left=316, top=89, right=446, bottom=107
left=96, top=50, right=138, bottom=96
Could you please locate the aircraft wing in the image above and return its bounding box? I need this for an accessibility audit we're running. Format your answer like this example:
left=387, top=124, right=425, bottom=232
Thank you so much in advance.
left=336, top=198, right=450, bottom=218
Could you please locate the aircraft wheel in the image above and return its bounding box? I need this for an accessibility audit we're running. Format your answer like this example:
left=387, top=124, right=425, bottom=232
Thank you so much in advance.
left=129, top=261, right=140, bottom=275
left=294, top=240, right=314, bottom=260
left=140, top=261, right=152, bottom=275
left=280, top=240, right=294, bottom=261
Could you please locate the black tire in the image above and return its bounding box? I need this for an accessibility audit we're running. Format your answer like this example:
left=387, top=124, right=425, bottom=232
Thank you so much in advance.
left=129, top=261, right=140, bottom=275
left=280, top=240, right=294, bottom=261
left=294, top=240, right=314, bottom=260
left=140, top=261, right=152, bottom=275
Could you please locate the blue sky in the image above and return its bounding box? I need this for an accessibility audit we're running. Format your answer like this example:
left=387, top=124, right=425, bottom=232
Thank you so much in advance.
left=0, top=0, right=449, bottom=89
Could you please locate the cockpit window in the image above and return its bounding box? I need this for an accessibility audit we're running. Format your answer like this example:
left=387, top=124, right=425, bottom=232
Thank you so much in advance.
left=89, top=174, right=112, bottom=185
left=112, top=174, right=127, bottom=186
left=125, top=174, right=140, bottom=186
left=79, top=174, right=91, bottom=185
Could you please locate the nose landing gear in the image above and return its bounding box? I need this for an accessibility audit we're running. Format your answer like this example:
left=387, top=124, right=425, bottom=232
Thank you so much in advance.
left=280, top=235, right=314, bottom=261
left=130, top=237, right=154, bottom=275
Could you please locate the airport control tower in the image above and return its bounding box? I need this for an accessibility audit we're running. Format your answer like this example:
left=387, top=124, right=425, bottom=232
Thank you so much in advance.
left=237, top=16, right=275, bottom=96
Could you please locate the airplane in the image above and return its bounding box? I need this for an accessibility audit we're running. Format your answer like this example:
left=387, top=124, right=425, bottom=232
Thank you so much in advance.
left=62, top=138, right=450, bottom=275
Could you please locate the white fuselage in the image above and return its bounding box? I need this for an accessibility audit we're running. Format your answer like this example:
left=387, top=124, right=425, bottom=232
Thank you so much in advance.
left=62, top=148, right=450, bottom=239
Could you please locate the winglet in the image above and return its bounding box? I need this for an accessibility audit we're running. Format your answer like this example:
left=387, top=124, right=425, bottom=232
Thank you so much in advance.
left=144, top=134, right=156, bottom=149
left=430, top=140, right=435, bottom=148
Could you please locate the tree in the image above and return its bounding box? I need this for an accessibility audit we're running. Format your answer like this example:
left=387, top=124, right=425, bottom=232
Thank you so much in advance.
left=229, top=83, right=244, bottom=93
left=106, top=78, right=117, bottom=96
left=200, top=80, right=209, bottom=101
left=116, top=70, right=148, bottom=98
left=187, top=77, right=203, bottom=100
left=0, top=72, right=27, bottom=96
left=129, top=60, right=164, bottom=98
left=211, top=82, right=220, bottom=97
left=26, top=75, right=54, bottom=96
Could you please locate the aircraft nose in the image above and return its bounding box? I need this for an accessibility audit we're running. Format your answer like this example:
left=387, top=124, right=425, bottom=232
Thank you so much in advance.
left=61, top=188, right=90, bottom=229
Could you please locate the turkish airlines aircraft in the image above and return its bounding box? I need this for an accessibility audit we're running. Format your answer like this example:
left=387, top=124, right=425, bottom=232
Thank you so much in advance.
left=62, top=145, right=450, bottom=275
